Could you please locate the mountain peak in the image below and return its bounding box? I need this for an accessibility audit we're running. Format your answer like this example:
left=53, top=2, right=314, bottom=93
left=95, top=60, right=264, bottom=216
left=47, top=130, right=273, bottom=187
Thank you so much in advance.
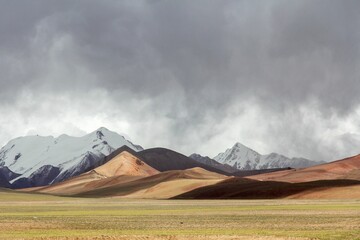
left=95, top=127, right=110, bottom=132
left=233, top=142, right=244, bottom=148
left=214, top=142, right=322, bottom=170
left=92, top=127, right=112, bottom=139
left=96, top=130, right=105, bottom=140
left=232, top=142, right=257, bottom=152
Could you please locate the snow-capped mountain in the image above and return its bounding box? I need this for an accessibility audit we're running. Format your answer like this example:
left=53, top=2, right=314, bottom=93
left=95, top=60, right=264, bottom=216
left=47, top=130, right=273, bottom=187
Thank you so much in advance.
left=0, top=127, right=143, bottom=188
left=214, top=142, right=324, bottom=170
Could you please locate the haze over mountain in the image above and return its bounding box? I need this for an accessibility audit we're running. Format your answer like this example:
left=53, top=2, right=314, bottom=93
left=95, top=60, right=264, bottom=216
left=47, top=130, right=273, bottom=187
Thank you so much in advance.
left=1, top=1, right=360, bottom=164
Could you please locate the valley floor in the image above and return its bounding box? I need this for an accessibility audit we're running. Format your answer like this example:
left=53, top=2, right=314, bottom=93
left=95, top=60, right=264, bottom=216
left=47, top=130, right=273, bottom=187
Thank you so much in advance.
left=0, top=190, right=359, bottom=240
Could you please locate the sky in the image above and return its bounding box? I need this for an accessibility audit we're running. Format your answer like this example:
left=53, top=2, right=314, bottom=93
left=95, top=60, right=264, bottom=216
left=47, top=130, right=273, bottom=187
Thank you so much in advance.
left=1, top=0, right=360, bottom=161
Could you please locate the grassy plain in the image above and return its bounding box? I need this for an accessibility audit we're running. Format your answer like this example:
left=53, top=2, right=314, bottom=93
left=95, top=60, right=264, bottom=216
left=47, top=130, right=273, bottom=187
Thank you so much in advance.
left=0, top=189, right=359, bottom=240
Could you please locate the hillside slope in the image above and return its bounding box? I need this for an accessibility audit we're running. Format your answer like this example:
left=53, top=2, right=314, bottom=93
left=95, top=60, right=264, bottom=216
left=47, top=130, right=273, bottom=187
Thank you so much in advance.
left=247, top=154, right=360, bottom=183
left=174, top=178, right=360, bottom=199
left=137, top=148, right=229, bottom=175
left=76, top=167, right=228, bottom=199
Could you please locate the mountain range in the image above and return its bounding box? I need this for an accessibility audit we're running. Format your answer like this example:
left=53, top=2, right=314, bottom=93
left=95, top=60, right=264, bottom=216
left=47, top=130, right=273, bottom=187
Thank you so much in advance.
left=0, top=127, right=358, bottom=200
left=27, top=149, right=227, bottom=199
left=20, top=146, right=360, bottom=200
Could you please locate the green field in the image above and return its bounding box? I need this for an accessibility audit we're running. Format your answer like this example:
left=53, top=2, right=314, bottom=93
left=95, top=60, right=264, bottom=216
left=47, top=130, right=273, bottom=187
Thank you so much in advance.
left=0, top=190, right=359, bottom=240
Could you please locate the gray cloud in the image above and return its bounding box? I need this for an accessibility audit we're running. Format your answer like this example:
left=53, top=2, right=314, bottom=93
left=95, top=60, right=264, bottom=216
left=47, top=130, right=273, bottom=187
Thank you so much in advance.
left=1, top=0, right=360, bottom=161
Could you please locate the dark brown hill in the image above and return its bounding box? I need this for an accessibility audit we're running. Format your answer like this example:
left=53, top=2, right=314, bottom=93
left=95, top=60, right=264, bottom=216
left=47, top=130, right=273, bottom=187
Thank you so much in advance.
left=174, top=177, right=360, bottom=199
left=136, top=148, right=229, bottom=175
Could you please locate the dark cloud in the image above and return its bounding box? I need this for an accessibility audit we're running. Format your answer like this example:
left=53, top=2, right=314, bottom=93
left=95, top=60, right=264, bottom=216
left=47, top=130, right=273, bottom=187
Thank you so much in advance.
left=0, top=0, right=360, bottom=161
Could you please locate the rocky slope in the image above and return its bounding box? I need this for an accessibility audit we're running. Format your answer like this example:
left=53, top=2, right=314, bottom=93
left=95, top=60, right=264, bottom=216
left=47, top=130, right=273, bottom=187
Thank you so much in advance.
left=189, top=153, right=238, bottom=173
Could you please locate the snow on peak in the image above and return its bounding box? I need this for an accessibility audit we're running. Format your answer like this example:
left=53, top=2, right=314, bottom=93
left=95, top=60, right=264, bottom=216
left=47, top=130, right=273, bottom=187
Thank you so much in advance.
left=0, top=128, right=144, bottom=181
left=214, top=142, right=261, bottom=170
left=214, top=142, right=320, bottom=170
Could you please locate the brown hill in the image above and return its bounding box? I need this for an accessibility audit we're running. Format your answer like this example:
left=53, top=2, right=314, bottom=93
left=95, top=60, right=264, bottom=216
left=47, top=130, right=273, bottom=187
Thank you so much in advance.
left=94, top=150, right=159, bottom=177
left=75, top=167, right=228, bottom=199
left=247, top=154, right=360, bottom=183
left=32, top=151, right=159, bottom=195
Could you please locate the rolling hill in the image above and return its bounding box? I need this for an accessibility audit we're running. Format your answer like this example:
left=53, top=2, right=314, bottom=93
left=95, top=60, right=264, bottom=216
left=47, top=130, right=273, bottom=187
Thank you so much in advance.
left=247, top=153, right=360, bottom=183
left=22, top=150, right=360, bottom=199
left=75, top=167, right=228, bottom=199
left=174, top=153, right=360, bottom=199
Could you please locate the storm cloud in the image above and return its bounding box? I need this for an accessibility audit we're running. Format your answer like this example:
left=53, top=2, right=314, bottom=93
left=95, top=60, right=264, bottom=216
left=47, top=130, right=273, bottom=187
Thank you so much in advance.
left=1, top=0, right=360, bottom=161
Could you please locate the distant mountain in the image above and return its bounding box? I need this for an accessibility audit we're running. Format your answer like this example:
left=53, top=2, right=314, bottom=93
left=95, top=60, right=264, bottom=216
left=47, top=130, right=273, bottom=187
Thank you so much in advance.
left=214, top=142, right=324, bottom=170
left=0, top=127, right=143, bottom=188
left=189, top=153, right=238, bottom=173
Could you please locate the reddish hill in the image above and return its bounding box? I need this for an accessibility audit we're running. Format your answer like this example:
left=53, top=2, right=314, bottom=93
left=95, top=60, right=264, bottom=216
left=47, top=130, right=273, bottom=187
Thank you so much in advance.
left=94, top=151, right=159, bottom=177
left=247, top=154, right=360, bottom=183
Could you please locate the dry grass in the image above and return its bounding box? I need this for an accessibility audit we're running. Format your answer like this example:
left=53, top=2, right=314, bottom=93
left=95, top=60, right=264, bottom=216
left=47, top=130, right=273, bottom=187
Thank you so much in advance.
left=23, top=236, right=309, bottom=240
left=0, top=191, right=359, bottom=240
